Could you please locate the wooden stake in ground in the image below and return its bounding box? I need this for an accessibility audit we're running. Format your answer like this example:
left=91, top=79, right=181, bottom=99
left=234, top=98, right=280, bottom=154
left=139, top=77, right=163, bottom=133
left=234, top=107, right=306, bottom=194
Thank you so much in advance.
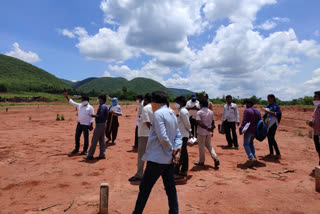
left=315, top=166, right=320, bottom=192
left=100, top=183, right=109, bottom=214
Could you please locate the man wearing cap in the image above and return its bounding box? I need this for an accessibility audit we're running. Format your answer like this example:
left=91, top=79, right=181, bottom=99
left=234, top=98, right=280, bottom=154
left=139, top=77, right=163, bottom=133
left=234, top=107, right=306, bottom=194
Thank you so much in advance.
left=186, top=94, right=200, bottom=138
left=62, top=92, right=94, bottom=155
left=239, top=99, right=261, bottom=167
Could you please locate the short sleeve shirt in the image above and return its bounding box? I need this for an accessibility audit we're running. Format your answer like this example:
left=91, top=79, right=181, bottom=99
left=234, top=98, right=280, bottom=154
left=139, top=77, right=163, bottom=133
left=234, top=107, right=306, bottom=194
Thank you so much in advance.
left=138, top=104, right=153, bottom=137
left=196, top=107, right=214, bottom=136
left=186, top=100, right=200, bottom=119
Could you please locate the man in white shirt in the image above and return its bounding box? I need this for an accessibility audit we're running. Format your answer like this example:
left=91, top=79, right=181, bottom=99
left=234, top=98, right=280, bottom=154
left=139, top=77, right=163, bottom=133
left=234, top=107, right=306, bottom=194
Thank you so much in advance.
left=221, top=95, right=240, bottom=150
left=63, top=92, right=94, bottom=155
left=174, top=96, right=192, bottom=177
left=186, top=94, right=200, bottom=138
left=133, top=95, right=144, bottom=149
left=129, top=93, right=153, bottom=182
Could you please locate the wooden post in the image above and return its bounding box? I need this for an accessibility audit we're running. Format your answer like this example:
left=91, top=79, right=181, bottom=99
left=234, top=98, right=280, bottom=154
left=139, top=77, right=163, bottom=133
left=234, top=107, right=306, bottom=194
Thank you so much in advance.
left=100, top=183, right=109, bottom=214
left=309, top=130, right=313, bottom=139
left=6, top=108, right=8, bottom=112
left=316, top=166, right=320, bottom=192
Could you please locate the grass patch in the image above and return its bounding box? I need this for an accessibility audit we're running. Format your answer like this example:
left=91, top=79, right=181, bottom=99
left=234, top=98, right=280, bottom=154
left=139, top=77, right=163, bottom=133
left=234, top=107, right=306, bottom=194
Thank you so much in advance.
left=298, top=130, right=305, bottom=137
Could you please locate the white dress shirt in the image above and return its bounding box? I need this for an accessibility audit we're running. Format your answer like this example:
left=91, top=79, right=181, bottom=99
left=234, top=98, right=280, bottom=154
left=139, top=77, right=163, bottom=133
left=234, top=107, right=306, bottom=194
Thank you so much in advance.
left=138, top=103, right=153, bottom=137
left=69, top=99, right=94, bottom=126
left=222, top=103, right=240, bottom=123
left=177, top=107, right=192, bottom=138
left=186, top=100, right=200, bottom=119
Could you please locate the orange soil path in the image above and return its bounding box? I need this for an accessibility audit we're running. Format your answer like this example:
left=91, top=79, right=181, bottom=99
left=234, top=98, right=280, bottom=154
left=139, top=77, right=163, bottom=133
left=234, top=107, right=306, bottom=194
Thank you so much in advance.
left=0, top=104, right=320, bottom=214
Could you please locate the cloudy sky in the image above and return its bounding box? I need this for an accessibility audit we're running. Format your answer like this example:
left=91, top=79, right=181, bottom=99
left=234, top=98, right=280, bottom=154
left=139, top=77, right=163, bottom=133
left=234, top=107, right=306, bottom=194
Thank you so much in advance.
left=1, top=0, right=320, bottom=100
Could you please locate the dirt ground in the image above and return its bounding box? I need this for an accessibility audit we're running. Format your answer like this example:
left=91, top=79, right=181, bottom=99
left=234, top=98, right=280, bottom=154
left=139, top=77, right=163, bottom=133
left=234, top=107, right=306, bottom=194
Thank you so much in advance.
left=1, top=103, right=320, bottom=214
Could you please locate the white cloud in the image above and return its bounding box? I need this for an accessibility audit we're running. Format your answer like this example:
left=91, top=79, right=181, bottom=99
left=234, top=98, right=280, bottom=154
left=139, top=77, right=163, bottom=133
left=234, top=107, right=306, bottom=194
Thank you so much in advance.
left=302, top=68, right=320, bottom=93
left=58, top=29, right=75, bottom=38
left=256, top=20, right=277, bottom=30
left=203, top=0, right=277, bottom=23
left=108, top=64, right=139, bottom=80
left=58, top=0, right=320, bottom=100
left=272, top=17, right=290, bottom=23
left=100, top=0, right=206, bottom=53
left=5, top=43, right=40, bottom=63
left=190, top=23, right=320, bottom=99
left=108, top=59, right=171, bottom=81
left=256, top=17, right=290, bottom=30
left=63, top=26, right=134, bottom=61
left=103, top=71, right=112, bottom=77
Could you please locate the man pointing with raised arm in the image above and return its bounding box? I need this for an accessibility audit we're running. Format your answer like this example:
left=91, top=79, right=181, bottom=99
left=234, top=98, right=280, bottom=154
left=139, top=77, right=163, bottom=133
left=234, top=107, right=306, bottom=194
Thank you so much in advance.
left=133, top=91, right=182, bottom=214
left=62, top=92, right=94, bottom=155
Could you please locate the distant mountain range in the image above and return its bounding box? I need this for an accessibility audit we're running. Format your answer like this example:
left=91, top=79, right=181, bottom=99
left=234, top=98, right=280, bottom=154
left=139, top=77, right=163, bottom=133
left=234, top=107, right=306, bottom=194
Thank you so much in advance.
left=0, top=54, right=194, bottom=97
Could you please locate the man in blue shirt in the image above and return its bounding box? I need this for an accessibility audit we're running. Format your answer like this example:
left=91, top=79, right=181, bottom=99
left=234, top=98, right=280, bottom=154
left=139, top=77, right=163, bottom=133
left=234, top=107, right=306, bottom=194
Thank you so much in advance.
left=133, top=91, right=182, bottom=214
left=85, top=94, right=108, bottom=160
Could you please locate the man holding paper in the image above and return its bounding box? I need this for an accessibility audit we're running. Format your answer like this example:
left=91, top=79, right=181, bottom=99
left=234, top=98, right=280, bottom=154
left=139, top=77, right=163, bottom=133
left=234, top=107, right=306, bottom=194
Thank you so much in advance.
left=239, top=99, right=261, bottom=167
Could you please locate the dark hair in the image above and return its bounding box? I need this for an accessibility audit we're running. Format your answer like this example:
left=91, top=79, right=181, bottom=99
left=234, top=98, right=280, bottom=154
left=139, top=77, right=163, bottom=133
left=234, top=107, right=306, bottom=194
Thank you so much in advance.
left=199, top=99, right=208, bottom=108
left=243, top=98, right=254, bottom=105
left=81, top=95, right=90, bottom=102
left=174, top=96, right=187, bottom=107
left=144, top=93, right=152, bottom=103
left=226, top=95, right=232, bottom=99
left=151, top=91, right=168, bottom=104
left=315, top=91, right=320, bottom=97
left=98, top=94, right=106, bottom=102
left=267, top=94, right=276, bottom=102
left=136, top=95, right=143, bottom=100
left=203, top=93, right=208, bottom=98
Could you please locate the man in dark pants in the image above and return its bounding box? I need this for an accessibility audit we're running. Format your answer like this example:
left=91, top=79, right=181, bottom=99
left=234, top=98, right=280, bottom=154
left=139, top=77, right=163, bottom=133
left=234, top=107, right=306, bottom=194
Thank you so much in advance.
left=186, top=94, right=200, bottom=138
left=85, top=94, right=108, bottom=160
left=174, top=96, right=191, bottom=177
left=62, top=92, right=94, bottom=155
left=134, top=95, right=144, bottom=149
left=133, top=91, right=182, bottom=214
left=222, top=95, right=240, bottom=150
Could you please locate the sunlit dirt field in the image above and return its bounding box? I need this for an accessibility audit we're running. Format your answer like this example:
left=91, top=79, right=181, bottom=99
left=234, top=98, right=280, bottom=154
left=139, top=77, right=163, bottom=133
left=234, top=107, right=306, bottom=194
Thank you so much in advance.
left=1, top=103, right=320, bottom=214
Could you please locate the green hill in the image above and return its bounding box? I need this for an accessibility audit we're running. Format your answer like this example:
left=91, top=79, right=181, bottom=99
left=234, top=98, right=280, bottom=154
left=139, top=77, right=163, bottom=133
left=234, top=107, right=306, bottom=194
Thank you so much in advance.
left=0, top=54, right=71, bottom=93
left=76, top=77, right=128, bottom=94
left=168, top=88, right=194, bottom=97
left=67, top=76, right=193, bottom=98
left=126, top=77, right=168, bottom=95
left=72, top=77, right=98, bottom=89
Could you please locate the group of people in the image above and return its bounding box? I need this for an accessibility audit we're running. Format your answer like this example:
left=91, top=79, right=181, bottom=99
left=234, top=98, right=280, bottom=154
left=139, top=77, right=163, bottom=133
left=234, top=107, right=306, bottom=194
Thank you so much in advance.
left=63, top=89, right=320, bottom=214
left=62, top=92, right=122, bottom=160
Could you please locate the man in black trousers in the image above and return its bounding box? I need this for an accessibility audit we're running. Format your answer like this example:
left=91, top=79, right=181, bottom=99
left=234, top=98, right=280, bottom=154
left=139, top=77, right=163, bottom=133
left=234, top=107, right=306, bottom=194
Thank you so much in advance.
left=222, top=95, right=240, bottom=150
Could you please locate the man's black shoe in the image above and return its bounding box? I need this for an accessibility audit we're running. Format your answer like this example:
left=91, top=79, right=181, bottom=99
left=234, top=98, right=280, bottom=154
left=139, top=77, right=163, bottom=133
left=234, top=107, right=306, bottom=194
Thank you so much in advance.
left=83, top=156, right=94, bottom=160
left=128, top=176, right=141, bottom=182
left=214, top=159, right=220, bottom=168
left=80, top=151, right=87, bottom=155
left=193, top=161, right=204, bottom=166
left=71, top=149, right=79, bottom=154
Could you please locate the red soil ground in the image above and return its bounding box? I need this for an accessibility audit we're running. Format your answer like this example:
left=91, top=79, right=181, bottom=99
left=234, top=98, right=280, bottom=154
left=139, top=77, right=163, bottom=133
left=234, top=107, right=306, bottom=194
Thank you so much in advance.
left=0, top=103, right=320, bottom=214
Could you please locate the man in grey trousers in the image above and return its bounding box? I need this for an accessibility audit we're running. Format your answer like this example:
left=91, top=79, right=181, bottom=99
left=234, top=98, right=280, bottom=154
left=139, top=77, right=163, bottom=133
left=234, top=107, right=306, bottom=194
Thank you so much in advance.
left=85, top=94, right=108, bottom=160
left=129, top=93, right=153, bottom=181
